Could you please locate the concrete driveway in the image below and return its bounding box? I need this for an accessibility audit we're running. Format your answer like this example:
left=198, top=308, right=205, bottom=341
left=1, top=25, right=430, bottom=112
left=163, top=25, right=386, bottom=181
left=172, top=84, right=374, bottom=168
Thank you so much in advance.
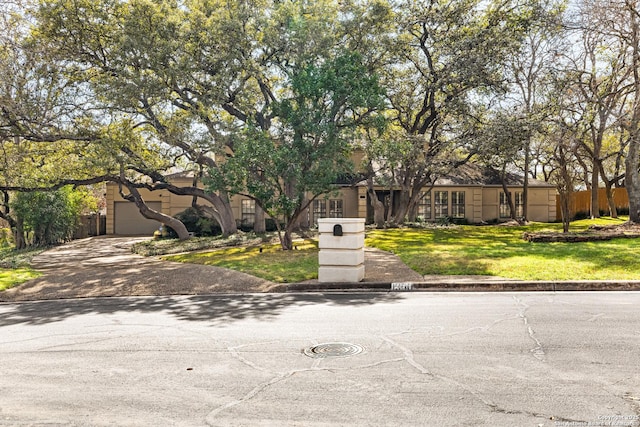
left=0, top=236, right=275, bottom=302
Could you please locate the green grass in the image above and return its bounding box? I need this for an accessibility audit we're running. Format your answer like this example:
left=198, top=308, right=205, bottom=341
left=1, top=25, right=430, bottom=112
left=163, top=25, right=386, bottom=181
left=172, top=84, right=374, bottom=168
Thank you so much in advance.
left=0, top=246, right=45, bottom=291
left=161, top=217, right=640, bottom=282
left=163, top=239, right=319, bottom=283
left=366, top=217, right=639, bottom=280
left=0, top=268, right=41, bottom=291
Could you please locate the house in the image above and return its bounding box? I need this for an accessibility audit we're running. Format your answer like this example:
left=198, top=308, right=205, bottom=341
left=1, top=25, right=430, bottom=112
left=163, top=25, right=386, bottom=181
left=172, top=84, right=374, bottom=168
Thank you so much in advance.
left=106, top=172, right=249, bottom=235
left=105, top=163, right=556, bottom=235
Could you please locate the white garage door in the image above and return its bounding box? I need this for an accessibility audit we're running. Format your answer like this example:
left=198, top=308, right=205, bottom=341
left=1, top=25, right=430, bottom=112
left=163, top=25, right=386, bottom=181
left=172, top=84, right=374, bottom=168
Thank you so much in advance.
left=114, top=202, right=163, bottom=235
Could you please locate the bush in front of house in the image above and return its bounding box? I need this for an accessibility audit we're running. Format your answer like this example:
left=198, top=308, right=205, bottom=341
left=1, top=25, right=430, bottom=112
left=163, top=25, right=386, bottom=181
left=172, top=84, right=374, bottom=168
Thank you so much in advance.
left=167, top=207, right=222, bottom=238
left=11, top=186, right=98, bottom=247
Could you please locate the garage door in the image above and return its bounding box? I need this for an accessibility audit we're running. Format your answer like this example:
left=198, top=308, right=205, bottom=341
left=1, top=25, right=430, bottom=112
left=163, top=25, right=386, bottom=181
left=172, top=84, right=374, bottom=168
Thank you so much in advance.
left=114, top=201, right=163, bottom=235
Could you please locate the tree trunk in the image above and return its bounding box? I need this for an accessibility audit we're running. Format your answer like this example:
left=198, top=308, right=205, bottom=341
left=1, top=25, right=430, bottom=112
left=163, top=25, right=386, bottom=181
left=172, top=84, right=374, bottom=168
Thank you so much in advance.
left=121, top=184, right=191, bottom=240
left=407, top=200, right=418, bottom=222
left=523, top=147, right=530, bottom=221
left=12, top=217, right=26, bottom=250
left=391, top=188, right=410, bottom=226
left=499, top=165, right=518, bottom=222
left=281, top=228, right=293, bottom=251
left=366, top=176, right=385, bottom=228
left=561, top=195, right=571, bottom=233
left=628, top=1, right=640, bottom=224
left=604, top=184, right=618, bottom=218
left=276, top=220, right=295, bottom=250
left=253, top=204, right=266, bottom=233
left=501, top=182, right=517, bottom=221
left=0, top=192, right=26, bottom=249
left=386, top=177, right=395, bottom=223
left=590, top=167, right=600, bottom=218
left=626, top=140, right=640, bottom=223
left=209, top=192, right=238, bottom=237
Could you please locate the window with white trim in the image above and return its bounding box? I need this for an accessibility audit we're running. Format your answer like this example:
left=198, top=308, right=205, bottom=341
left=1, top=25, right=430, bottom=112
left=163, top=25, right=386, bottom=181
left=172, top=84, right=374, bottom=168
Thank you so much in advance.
left=451, top=191, right=465, bottom=219
left=329, top=199, right=343, bottom=218
left=241, top=199, right=256, bottom=226
left=500, top=191, right=524, bottom=218
left=434, top=191, right=448, bottom=219
left=417, top=191, right=431, bottom=220
left=312, top=199, right=327, bottom=224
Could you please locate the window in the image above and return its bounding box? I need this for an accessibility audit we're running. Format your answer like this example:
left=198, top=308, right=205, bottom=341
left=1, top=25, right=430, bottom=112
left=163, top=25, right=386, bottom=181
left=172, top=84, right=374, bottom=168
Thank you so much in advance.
left=241, top=199, right=255, bottom=226
left=329, top=199, right=343, bottom=218
left=515, top=191, right=524, bottom=218
left=499, top=192, right=510, bottom=218
left=312, top=199, right=327, bottom=224
left=417, top=191, right=431, bottom=220
left=434, top=191, right=448, bottom=219
left=500, top=191, right=524, bottom=218
left=452, top=191, right=465, bottom=219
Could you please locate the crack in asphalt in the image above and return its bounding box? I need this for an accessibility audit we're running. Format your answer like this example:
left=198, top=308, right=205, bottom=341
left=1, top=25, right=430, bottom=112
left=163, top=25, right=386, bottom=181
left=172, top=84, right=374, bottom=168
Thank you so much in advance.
left=513, top=296, right=546, bottom=361
left=207, top=340, right=408, bottom=422
left=227, top=343, right=277, bottom=375
left=381, top=336, right=433, bottom=375
left=205, top=360, right=407, bottom=424
left=382, top=333, right=555, bottom=422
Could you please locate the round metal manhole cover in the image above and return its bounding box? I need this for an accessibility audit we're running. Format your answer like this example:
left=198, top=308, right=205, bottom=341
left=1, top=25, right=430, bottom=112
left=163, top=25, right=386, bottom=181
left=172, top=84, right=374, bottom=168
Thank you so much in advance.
left=303, top=343, right=364, bottom=359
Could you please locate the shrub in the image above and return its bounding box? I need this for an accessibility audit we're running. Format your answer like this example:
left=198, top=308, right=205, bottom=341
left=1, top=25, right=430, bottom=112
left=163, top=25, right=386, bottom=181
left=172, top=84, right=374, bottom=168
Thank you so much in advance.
left=0, top=228, right=11, bottom=247
left=11, top=186, right=97, bottom=246
left=264, top=218, right=282, bottom=232
left=170, top=207, right=221, bottom=237
left=573, top=211, right=590, bottom=221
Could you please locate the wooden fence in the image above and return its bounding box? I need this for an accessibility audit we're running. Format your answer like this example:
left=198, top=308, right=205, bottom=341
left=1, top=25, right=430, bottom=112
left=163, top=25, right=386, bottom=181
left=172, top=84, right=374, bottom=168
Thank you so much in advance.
left=74, top=213, right=107, bottom=239
left=556, top=188, right=629, bottom=220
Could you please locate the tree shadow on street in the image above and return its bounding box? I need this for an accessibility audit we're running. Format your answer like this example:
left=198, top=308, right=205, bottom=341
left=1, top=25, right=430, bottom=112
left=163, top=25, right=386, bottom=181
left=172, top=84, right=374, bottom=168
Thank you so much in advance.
left=0, top=292, right=405, bottom=327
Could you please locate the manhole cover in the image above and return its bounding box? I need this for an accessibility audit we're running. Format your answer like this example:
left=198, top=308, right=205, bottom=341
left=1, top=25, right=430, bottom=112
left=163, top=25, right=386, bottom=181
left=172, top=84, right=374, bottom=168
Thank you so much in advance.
left=303, top=343, right=364, bottom=358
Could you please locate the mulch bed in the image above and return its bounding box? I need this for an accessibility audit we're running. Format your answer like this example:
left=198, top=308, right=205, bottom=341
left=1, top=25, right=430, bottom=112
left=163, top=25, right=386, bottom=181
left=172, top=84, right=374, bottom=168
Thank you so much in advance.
left=523, top=222, right=640, bottom=243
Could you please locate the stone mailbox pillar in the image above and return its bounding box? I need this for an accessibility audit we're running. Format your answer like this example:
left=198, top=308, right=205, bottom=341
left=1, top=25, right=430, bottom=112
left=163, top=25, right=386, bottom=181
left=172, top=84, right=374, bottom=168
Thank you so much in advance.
left=318, top=218, right=365, bottom=283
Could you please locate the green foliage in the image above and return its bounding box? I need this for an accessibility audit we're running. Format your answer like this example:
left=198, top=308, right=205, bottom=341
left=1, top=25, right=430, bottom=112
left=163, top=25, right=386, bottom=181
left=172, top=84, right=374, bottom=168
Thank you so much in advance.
left=0, top=246, right=46, bottom=269
left=171, top=207, right=221, bottom=237
left=208, top=50, right=385, bottom=227
left=0, top=228, right=11, bottom=247
left=11, top=186, right=98, bottom=246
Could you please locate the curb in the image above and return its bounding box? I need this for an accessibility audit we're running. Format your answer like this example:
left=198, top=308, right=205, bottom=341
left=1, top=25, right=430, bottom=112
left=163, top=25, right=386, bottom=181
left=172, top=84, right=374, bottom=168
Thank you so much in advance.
left=272, top=280, right=640, bottom=293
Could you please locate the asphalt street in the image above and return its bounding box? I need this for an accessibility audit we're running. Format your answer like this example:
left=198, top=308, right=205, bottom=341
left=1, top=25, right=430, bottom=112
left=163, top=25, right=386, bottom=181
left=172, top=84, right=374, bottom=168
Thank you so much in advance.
left=1, top=292, right=640, bottom=426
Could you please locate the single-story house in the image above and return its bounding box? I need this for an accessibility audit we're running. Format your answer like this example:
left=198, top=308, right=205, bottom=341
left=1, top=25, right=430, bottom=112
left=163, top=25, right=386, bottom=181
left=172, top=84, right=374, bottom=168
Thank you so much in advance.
left=105, top=163, right=556, bottom=235
left=105, top=172, right=248, bottom=235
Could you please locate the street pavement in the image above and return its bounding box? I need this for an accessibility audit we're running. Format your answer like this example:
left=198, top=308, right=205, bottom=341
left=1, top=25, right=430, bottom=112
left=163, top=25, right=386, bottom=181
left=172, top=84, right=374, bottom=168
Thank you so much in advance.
left=1, top=292, right=640, bottom=427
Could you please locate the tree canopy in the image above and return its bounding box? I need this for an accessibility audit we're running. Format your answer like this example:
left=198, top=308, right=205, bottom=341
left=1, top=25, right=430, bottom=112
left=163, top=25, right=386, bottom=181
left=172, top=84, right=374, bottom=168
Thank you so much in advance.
left=2, top=0, right=640, bottom=247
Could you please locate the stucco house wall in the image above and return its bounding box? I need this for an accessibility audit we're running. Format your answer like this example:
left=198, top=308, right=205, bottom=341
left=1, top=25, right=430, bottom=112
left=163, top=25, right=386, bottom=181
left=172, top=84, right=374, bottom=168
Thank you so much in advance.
left=105, top=177, right=199, bottom=235
left=481, top=187, right=556, bottom=223
left=105, top=164, right=557, bottom=235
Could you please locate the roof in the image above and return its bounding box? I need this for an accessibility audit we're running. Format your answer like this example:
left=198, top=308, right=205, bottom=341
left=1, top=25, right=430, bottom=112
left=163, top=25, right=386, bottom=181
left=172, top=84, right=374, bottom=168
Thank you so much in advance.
left=358, top=162, right=555, bottom=188
left=164, top=171, right=197, bottom=180
left=433, top=163, right=554, bottom=187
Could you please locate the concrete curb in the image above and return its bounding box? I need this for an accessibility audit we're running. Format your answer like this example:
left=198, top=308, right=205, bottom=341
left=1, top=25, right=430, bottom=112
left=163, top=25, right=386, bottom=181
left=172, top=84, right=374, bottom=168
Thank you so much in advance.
left=272, top=280, right=640, bottom=293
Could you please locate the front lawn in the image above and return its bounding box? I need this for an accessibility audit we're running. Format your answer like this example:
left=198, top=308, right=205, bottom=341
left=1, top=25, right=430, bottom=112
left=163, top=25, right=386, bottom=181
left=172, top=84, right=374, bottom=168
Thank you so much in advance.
left=0, top=246, right=44, bottom=291
left=0, top=268, right=41, bottom=291
left=164, top=239, right=319, bottom=283
left=160, top=217, right=640, bottom=282
left=366, top=217, right=640, bottom=280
